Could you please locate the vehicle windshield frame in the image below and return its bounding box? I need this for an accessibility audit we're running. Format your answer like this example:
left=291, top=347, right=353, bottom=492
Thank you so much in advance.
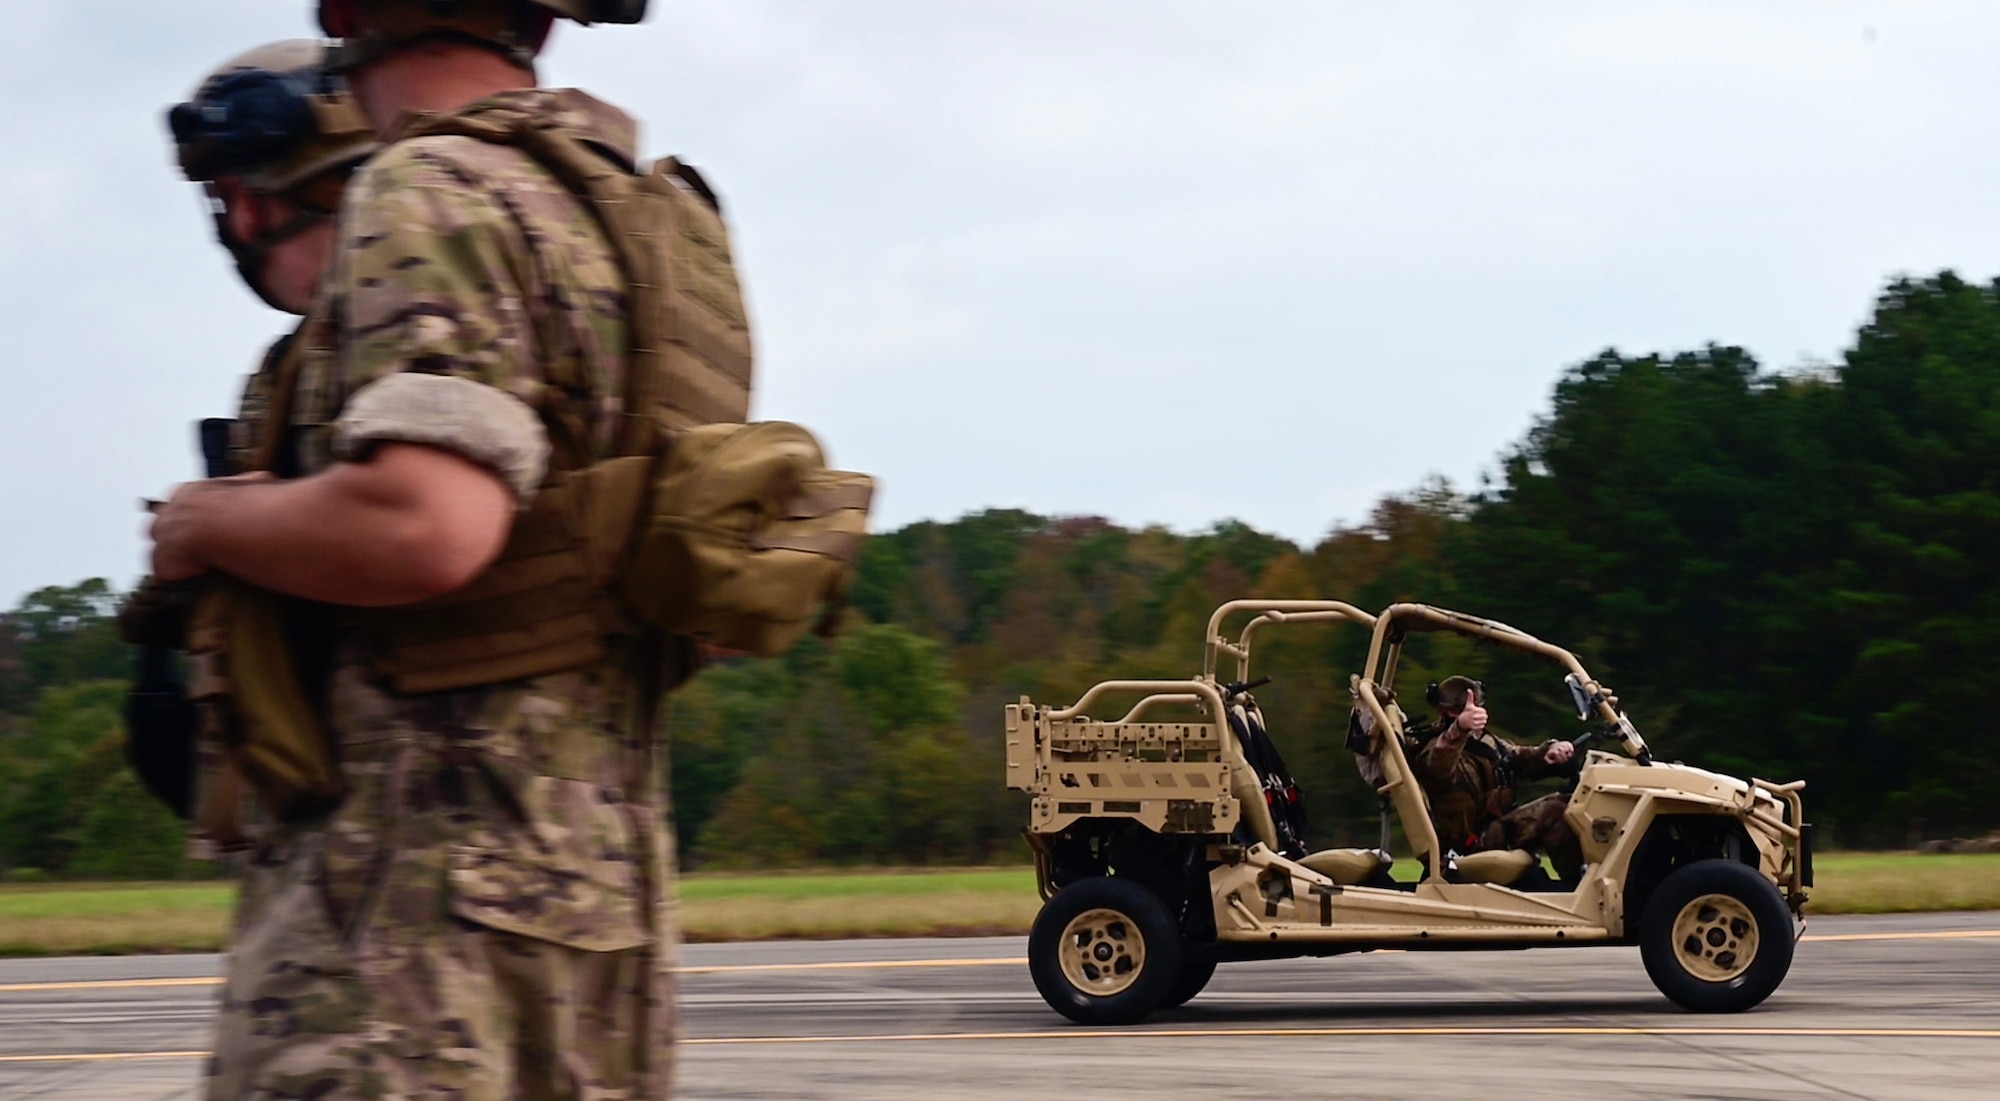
left=1359, top=603, right=1626, bottom=728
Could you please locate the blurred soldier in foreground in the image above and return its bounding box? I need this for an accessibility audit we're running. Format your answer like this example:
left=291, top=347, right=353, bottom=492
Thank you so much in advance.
left=1415, top=675, right=1583, bottom=879
left=170, top=40, right=375, bottom=322
left=123, top=40, right=374, bottom=840
left=146, top=1, right=730, bottom=1096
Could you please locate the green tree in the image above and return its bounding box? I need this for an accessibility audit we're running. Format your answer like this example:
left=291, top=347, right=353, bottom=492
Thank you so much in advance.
left=0, top=681, right=129, bottom=874
left=0, top=580, right=128, bottom=716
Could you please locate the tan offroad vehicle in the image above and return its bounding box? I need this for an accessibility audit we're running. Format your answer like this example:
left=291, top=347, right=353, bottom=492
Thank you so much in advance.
left=1006, top=600, right=1813, bottom=1025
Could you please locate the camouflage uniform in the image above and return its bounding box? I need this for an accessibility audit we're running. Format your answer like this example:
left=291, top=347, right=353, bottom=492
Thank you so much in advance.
left=183, top=333, right=305, bottom=866
left=1413, top=717, right=1583, bottom=879
left=229, top=333, right=299, bottom=473
left=205, top=89, right=677, bottom=1100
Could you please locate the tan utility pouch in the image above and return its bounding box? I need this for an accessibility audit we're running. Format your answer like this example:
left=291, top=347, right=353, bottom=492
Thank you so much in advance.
left=186, top=578, right=343, bottom=822
left=617, top=421, right=874, bottom=657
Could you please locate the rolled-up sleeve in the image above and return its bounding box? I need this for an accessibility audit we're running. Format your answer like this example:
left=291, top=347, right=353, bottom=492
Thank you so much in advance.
left=332, top=372, right=549, bottom=504
left=324, top=137, right=558, bottom=506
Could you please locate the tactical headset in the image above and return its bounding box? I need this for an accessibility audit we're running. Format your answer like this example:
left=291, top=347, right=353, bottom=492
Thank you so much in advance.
left=169, top=68, right=338, bottom=187
left=318, top=0, right=650, bottom=27
left=1425, top=678, right=1486, bottom=710
left=317, top=0, right=649, bottom=72
left=168, top=53, right=375, bottom=311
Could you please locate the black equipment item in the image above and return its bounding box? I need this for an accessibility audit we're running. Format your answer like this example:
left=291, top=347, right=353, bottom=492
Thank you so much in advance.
left=122, top=419, right=236, bottom=819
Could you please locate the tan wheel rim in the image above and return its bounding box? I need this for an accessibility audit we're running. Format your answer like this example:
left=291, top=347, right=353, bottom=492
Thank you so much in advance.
left=1671, top=893, right=1759, bottom=982
left=1058, top=907, right=1147, bottom=997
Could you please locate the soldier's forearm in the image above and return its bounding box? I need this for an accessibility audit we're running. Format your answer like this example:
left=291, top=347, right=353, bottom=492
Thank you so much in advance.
left=1515, top=740, right=1561, bottom=779
left=176, top=443, right=514, bottom=606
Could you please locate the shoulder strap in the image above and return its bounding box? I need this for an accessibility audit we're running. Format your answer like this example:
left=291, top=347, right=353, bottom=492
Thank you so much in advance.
left=251, top=332, right=307, bottom=474
left=1463, top=735, right=1505, bottom=764
left=390, top=108, right=754, bottom=462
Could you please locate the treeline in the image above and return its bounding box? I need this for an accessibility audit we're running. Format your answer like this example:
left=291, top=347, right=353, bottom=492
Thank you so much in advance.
left=5, top=271, right=2000, bottom=878
left=0, top=580, right=193, bottom=878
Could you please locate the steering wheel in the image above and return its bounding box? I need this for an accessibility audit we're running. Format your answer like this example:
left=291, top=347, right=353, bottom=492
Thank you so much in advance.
left=1556, top=729, right=1602, bottom=794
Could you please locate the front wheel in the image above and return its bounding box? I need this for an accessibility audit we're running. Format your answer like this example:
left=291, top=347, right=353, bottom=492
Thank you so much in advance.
left=1028, top=876, right=1184, bottom=1025
left=1639, top=859, right=1795, bottom=1013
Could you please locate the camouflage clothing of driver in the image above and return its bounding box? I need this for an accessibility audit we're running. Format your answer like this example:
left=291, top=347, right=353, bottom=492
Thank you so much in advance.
left=204, top=89, right=677, bottom=1101
left=1414, top=717, right=1583, bottom=878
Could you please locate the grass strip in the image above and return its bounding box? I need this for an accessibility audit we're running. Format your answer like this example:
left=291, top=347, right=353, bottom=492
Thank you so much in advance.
left=678, top=867, right=1041, bottom=941
left=1798, top=852, right=2000, bottom=915
left=0, top=883, right=235, bottom=956
left=2, top=854, right=1996, bottom=956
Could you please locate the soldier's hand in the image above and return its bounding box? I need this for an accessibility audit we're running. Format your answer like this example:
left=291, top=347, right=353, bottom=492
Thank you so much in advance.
left=1454, top=700, right=1488, bottom=735
left=147, top=473, right=274, bottom=582
left=1546, top=740, right=1576, bottom=767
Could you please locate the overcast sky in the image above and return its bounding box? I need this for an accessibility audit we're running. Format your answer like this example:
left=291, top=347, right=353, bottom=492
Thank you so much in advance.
left=4, top=1, right=1997, bottom=606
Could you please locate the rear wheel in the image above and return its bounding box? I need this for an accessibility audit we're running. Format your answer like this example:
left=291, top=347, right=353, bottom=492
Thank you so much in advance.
left=1639, top=859, right=1794, bottom=1013
left=1028, top=876, right=1183, bottom=1025
left=1160, top=946, right=1217, bottom=1009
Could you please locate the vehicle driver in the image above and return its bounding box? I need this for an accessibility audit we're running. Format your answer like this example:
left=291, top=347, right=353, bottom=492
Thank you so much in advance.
left=1415, top=675, right=1584, bottom=880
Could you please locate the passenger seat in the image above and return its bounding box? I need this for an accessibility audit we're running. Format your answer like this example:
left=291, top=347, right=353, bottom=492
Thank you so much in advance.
left=1221, top=702, right=1394, bottom=886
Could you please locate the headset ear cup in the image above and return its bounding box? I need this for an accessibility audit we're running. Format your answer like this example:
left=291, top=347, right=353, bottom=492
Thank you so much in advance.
left=593, top=0, right=650, bottom=22
left=1425, top=681, right=1441, bottom=707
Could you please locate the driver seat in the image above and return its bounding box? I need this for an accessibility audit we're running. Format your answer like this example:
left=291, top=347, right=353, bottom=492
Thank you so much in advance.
left=1354, top=685, right=1538, bottom=888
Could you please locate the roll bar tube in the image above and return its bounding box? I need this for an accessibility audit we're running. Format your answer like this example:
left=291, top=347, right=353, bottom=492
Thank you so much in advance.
left=1048, top=679, right=1230, bottom=723
left=1363, top=603, right=1651, bottom=761
left=1203, top=600, right=1378, bottom=682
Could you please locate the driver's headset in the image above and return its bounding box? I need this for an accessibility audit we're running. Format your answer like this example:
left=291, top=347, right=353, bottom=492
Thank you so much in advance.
left=1424, top=679, right=1486, bottom=709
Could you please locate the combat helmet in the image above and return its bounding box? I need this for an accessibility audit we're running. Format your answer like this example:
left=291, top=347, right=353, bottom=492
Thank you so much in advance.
left=169, top=40, right=375, bottom=197
left=168, top=40, right=376, bottom=308
left=1426, top=675, right=1486, bottom=712
left=317, top=0, right=649, bottom=72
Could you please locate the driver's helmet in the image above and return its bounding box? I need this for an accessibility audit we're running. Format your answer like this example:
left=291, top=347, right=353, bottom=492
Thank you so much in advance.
left=1427, top=675, right=1485, bottom=713
left=316, top=0, right=649, bottom=72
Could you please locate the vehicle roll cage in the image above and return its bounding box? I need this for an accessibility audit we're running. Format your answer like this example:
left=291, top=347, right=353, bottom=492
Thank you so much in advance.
left=1048, top=601, right=1381, bottom=727
left=1038, top=599, right=1656, bottom=882
left=1203, top=599, right=1379, bottom=683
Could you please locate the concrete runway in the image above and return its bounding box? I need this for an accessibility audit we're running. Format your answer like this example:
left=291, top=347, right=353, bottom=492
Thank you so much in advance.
left=3, top=911, right=1998, bottom=1100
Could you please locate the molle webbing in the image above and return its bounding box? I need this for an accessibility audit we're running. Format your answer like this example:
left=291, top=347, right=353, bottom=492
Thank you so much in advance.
left=395, top=106, right=754, bottom=446
left=348, top=457, right=652, bottom=694
left=344, top=104, right=753, bottom=693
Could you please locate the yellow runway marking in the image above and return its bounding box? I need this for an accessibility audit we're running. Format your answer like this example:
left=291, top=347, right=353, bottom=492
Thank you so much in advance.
left=2, top=928, right=1994, bottom=994
left=0, top=977, right=220, bottom=994
left=679, top=957, right=1026, bottom=975
left=1799, top=929, right=2000, bottom=943
left=682, top=1026, right=2000, bottom=1046
left=9, top=1026, right=2000, bottom=1063
left=0, top=1051, right=208, bottom=1064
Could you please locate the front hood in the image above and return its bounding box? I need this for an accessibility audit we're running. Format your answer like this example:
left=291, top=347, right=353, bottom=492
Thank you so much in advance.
left=1587, top=754, right=1781, bottom=811
left=1648, top=761, right=1751, bottom=795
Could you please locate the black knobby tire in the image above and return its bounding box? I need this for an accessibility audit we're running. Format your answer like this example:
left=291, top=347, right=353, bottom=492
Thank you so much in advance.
left=1638, top=858, right=1795, bottom=1013
left=1160, top=946, right=1218, bottom=1009
left=1028, top=876, right=1184, bottom=1025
